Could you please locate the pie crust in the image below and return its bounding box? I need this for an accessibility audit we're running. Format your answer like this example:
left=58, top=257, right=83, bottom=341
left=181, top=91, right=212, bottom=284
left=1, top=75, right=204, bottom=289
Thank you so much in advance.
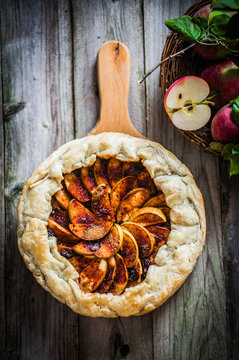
left=17, top=133, right=206, bottom=317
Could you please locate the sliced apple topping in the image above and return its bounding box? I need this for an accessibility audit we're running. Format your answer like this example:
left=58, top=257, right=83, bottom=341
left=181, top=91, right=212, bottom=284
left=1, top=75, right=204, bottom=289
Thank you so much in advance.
left=94, top=158, right=111, bottom=192
left=91, top=184, right=114, bottom=222
left=81, top=166, right=97, bottom=194
left=120, top=229, right=139, bottom=268
left=54, top=188, right=71, bottom=209
left=110, top=176, right=136, bottom=212
left=116, top=188, right=151, bottom=223
left=97, top=256, right=116, bottom=294
left=122, top=222, right=154, bottom=258
left=107, top=158, right=122, bottom=188
left=49, top=157, right=171, bottom=294
left=134, top=169, right=157, bottom=194
left=78, top=258, right=107, bottom=292
left=64, top=172, right=91, bottom=202
left=128, top=207, right=166, bottom=226
left=127, top=259, right=142, bottom=287
left=108, top=253, right=128, bottom=295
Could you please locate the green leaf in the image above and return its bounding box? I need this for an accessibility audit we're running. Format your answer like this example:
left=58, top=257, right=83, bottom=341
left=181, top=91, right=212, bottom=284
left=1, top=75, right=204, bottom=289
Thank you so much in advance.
left=211, top=0, right=239, bottom=10
left=222, top=143, right=239, bottom=176
left=193, top=16, right=209, bottom=30
left=165, top=15, right=202, bottom=41
left=230, top=96, right=239, bottom=127
left=210, top=141, right=224, bottom=152
left=210, top=14, right=231, bottom=36
left=226, top=13, right=239, bottom=38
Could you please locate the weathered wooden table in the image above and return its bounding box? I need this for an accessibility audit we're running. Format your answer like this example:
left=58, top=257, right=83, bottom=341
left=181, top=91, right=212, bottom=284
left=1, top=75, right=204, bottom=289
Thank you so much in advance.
left=1, top=0, right=238, bottom=359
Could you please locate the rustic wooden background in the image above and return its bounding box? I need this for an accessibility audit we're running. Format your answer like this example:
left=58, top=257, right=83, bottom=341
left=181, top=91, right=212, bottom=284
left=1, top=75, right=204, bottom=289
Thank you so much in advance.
left=1, top=0, right=238, bottom=359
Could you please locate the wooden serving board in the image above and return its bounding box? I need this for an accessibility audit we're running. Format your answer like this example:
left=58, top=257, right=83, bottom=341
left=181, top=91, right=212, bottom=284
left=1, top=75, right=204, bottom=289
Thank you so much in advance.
left=90, top=41, right=145, bottom=138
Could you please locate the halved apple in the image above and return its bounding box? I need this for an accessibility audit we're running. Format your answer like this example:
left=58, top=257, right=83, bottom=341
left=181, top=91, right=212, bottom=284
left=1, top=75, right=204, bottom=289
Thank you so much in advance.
left=64, top=172, right=91, bottom=202
left=110, top=176, right=136, bottom=212
left=108, top=253, right=128, bottom=295
left=78, top=258, right=107, bottom=292
left=116, top=188, right=151, bottom=223
left=95, top=224, right=123, bottom=259
left=54, top=188, right=71, bottom=209
left=97, top=256, right=116, bottom=294
left=121, top=222, right=154, bottom=258
left=107, top=158, right=122, bottom=188
left=69, top=255, right=94, bottom=274
left=164, top=76, right=211, bottom=131
left=120, top=229, right=139, bottom=268
left=122, top=161, right=144, bottom=178
left=127, top=259, right=142, bottom=287
left=81, top=166, right=97, bottom=194
left=133, top=169, right=157, bottom=194
left=143, top=193, right=166, bottom=208
left=94, top=158, right=111, bottom=192
left=91, top=184, right=114, bottom=222
left=73, top=241, right=100, bottom=256
left=70, top=222, right=113, bottom=241
left=128, top=206, right=166, bottom=226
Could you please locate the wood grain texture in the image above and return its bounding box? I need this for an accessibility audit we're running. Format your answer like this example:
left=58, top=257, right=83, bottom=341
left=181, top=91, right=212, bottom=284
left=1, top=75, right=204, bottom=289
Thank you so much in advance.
left=143, top=0, right=227, bottom=359
left=1, top=0, right=79, bottom=359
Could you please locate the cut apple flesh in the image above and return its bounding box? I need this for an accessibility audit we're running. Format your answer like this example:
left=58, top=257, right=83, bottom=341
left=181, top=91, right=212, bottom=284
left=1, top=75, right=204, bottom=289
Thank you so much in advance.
left=164, top=76, right=211, bottom=131
left=64, top=173, right=91, bottom=202
left=78, top=258, right=107, bottom=292
left=116, top=188, right=151, bottom=223
left=91, top=184, right=114, bottom=222
left=108, top=253, right=128, bottom=295
left=54, top=188, right=71, bottom=209
left=95, top=224, right=123, bottom=259
left=81, top=166, right=97, bottom=194
left=94, top=158, right=111, bottom=192
left=122, top=222, right=154, bottom=258
left=134, top=169, right=157, bottom=194
left=107, top=158, right=122, bottom=188
left=128, top=207, right=166, bottom=226
left=110, top=176, right=136, bottom=212
left=70, top=222, right=113, bottom=241
left=97, top=256, right=116, bottom=294
left=127, top=259, right=142, bottom=287
left=73, top=241, right=100, bottom=256
left=120, top=229, right=139, bottom=268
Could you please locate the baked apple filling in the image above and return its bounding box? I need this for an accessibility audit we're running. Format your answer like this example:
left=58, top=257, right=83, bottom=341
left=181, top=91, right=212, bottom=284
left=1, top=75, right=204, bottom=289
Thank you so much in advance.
left=47, top=158, right=171, bottom=294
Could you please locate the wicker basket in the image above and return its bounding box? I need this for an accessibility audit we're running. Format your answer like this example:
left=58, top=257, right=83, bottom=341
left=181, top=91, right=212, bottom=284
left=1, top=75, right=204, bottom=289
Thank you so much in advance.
left=160, top=0, right=222, bottom=156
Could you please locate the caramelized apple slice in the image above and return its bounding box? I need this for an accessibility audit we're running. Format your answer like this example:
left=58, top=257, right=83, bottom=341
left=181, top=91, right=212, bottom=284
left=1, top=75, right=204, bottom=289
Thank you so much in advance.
left=127, top=259, right=142, bottom=287
left=91, top=184, right=114, bottom=222
left=97, top=256, right=116, bottom=294
left=122, top=161, right=144, bottom=178
left=48, top=218, right=79, bottom=243
left=108, top=254, right=128, bottom=295
left=128, top=207, right=166, bottom=226
left=143, top=193, right=166, bottom=208
left=116, top=188, right=151, bottom=223
left=81, top=166, right=97, bottom=194
left=160, top=206, right=170, bottom=219
left=64, top=173, right=91, bottom=202
left=73, top=241, right=100, bottom=256
left=57, top=245, right=74, bottom=258
left=145, top=225, right=170, bottom=242
left=110, top=176, right=136, bottom=212
left=121, top=229, right=139, bottom=268
left=78, top=258, right=107, bottom=292
left=94, top=158, right=111, bottom=192
left=70, top=222, right=113, bottom=241
left=54, top=188, right=71, bottom=209
left=121, top=222, right=154, bottom=258
left=69, top=199, right=101, bottom=225
left=134, top=169, right=157, bottom=194
left=69, top=255, right=94, bottom=274
left=107, top=158, right=122, bottom=188
left=95, top=224, right=123, bottom=259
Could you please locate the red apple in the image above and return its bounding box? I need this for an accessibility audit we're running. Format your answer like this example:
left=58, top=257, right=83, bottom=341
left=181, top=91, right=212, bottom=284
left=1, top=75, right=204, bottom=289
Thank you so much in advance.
left=201, top=61, right=239, bottom=110
left=211, top=104, right=239, bottom=143
left=164, top=76, right=211, bottom=131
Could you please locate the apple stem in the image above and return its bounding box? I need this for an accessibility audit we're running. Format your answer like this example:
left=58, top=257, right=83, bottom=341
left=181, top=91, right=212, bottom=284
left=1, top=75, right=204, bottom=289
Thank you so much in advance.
left=138, top=42, right=196, bottom=84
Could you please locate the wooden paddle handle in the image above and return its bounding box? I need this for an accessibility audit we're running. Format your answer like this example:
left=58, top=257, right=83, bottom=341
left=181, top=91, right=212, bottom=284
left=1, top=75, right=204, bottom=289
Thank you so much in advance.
left=90, top=41, right=144, bottom=138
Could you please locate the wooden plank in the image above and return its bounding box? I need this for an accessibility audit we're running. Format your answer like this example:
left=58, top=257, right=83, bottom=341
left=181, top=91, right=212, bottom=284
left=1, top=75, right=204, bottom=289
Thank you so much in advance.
left=0, top=34, right=6, bottom=359
left=143, top=0, right=227, bottom=359
left=1, top=0, right=79, bottom=359
left=72, top=1, right=154, bottom=359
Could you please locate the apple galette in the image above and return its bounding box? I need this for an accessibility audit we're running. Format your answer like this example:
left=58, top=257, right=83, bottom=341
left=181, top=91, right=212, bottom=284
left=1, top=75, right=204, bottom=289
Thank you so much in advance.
left=18, top=133, right=206, bottom=317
